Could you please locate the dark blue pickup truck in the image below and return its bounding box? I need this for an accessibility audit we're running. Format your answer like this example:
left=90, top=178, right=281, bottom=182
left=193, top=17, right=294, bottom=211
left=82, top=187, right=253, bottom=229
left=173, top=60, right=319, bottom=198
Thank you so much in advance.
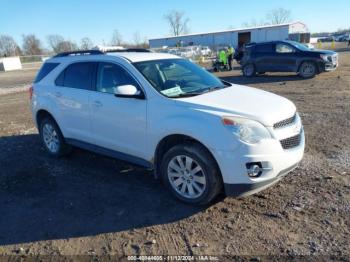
left=240, top=40, right=338, bottom=78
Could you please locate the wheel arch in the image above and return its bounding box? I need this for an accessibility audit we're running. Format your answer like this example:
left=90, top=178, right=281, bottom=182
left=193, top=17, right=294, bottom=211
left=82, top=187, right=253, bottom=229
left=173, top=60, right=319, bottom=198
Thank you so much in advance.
left=297, top=60, right=320, bottom=74
left=36, top=109, right=56, bottom=127
left=153, top=134, right=222, bottom=180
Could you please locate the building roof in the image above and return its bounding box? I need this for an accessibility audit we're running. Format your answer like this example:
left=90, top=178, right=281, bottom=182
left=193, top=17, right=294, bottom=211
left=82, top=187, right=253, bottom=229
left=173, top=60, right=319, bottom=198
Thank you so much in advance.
left=149, top=21, right=305, bottom=41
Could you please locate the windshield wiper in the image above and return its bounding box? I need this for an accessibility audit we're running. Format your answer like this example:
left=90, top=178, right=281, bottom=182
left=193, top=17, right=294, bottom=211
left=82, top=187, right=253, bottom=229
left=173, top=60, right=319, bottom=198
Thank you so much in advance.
left=170, top=92, right=203, bottom=98
left=170, top=85, right=228, bottom=98
left=208, top=85, right=228, bottom=91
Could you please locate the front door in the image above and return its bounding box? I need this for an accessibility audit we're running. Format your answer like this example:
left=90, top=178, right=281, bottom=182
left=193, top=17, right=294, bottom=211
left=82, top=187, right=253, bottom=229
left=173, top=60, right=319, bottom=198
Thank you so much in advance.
left=89, top=62, right=147, bottom=159
left=273, top=43, right=298, bottom=72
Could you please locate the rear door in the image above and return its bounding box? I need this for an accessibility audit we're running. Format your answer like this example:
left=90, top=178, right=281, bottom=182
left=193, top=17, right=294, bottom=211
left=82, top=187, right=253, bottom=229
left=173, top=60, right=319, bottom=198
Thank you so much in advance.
left=54, top=62, right=97, bottom=142
left=89, top=62, right=147, bottom=159
left=253, top=43, right=275, bottom=72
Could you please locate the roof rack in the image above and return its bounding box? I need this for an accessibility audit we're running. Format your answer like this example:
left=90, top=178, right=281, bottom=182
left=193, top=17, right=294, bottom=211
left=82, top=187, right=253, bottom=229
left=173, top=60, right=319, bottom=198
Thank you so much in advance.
left=53, top=50, right=104, bottom=58
left=107, top=48, right=151, bottom=53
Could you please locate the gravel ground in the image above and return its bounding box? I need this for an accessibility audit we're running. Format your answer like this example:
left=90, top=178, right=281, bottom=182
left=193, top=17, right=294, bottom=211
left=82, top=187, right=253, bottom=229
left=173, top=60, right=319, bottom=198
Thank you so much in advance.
left=0, top=52, right=349, bottom=260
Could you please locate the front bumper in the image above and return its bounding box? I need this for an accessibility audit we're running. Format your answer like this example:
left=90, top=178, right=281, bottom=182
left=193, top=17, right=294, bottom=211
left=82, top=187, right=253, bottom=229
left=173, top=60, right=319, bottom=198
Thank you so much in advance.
left=212, top=128, right=305, bottom=197
left=318, top=60, right=338, bottom=72
left=224, top=162, right=300, bottom=197
left=324, top=62, right=338, bottom=72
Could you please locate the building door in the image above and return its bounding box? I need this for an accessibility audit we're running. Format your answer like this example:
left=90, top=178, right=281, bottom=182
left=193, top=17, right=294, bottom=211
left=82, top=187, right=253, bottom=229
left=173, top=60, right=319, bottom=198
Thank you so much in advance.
left=238, top=32, right=251, bottom=47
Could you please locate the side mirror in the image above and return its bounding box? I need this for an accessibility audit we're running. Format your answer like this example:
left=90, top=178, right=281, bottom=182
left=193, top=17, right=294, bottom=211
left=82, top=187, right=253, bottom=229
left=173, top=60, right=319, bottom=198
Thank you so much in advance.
left=114, top=85, right=145, bottom=99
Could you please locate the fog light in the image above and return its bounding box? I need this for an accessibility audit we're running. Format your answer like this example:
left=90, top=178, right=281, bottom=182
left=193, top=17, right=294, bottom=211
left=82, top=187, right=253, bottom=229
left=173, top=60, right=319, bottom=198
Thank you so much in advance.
left=246, top=162, right=263, bottom=178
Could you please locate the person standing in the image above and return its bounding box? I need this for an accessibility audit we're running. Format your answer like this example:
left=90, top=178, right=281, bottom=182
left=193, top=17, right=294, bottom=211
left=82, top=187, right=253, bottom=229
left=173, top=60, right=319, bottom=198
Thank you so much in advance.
left=227, top=46, right=235, bottom=70
left=219, top=48, right=228, bottom=70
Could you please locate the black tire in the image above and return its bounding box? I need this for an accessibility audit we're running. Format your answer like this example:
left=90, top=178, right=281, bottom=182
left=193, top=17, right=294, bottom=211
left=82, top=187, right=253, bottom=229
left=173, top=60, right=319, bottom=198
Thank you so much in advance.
left=160, top=143, right=223, bottom=206
left=299, top=61, right=317, bottom=78
left=242, top=63, right=256, bottom=77
left=39, top=117, right=71, bottom=157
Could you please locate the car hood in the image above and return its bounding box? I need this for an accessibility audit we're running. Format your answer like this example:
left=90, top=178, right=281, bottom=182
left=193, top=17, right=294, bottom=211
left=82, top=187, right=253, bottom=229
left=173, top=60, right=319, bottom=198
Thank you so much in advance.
left=175, top=84, right=296, bottom=127
left=307, top=49, right=337, bottom=55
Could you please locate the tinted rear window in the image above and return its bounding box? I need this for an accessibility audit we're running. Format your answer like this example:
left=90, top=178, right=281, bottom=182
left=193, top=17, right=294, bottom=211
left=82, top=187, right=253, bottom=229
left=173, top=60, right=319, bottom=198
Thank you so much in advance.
left=254, top=44, right=274, bottom=53
left=55, top=62, right=96, bottom=90
left=34, top=63, right=59, bottom=83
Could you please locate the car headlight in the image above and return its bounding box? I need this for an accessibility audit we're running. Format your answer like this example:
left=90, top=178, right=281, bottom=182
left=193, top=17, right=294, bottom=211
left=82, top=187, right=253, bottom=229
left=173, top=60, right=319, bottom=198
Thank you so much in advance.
left=222, top=116, right=271, bottom=144
left=320, top=54, right=330, bottom=62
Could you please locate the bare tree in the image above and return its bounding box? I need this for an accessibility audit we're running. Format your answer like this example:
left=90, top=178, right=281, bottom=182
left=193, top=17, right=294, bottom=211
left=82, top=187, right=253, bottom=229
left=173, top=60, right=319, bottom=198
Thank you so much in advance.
left=266, top=8, right=291, bottom=25
left=110, top=30, right=123, bottom=46
left=241, top=18, right=268, bottom=28
left=80, top=37, right=94, bottom=50
left=0, top=35, right=21, bottom=57
left=56, top=41, right=78, bottom=53
left=47, top=35, right=78, bottom=53
left=47, top=34, right=65, bottom=53
left=133, top=31, right=142, bottom=46
left=164, top=10, right=189, bottom=36
left=22, top=34, right=42, bottom=55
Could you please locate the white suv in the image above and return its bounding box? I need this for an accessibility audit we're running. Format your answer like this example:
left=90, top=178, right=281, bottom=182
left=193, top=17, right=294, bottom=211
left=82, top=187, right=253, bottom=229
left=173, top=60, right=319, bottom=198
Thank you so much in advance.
left=31, top=49, right=305, bottom=205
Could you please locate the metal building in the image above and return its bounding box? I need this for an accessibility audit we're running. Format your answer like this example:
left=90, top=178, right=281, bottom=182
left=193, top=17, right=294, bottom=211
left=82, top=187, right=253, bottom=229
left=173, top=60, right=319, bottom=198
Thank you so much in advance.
left=149, top=22, right=309, bottom=49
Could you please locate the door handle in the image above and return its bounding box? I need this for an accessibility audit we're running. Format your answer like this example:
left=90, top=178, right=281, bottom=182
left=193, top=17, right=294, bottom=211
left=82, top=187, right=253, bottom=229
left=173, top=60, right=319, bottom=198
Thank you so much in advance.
left=55, top=92, right=62, bottom=98
left=93, top=101, right=103, bottom=107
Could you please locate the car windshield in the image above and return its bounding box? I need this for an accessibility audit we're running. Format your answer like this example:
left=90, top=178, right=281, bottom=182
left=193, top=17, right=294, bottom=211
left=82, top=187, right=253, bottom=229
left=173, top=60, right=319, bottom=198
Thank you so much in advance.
left=133, top=59, right=227, bottom=98
left=287, top=41, right=310, bottom=51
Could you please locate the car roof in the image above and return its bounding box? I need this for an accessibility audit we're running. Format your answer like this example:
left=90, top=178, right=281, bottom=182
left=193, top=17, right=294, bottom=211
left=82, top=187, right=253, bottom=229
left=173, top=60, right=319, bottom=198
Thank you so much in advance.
left=106, top=52, right=180, bottom=62
left=249, top=40, right=295, bottom=46
left=47, top=51, right=181, bottom=63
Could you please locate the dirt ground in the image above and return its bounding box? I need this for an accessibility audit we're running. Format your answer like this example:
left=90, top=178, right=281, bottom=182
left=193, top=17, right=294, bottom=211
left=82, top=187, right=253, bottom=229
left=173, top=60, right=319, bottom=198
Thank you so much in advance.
left=0, top=52, right=349, bottom=260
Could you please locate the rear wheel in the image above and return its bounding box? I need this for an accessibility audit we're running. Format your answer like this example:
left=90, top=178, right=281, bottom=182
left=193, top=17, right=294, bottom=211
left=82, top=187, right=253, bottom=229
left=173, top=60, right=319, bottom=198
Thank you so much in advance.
left=160, top=143, right=222, bottom=206
left=299, top=61, right=317, bottom=78
left=242, top=64, right=256, bottom=77
left=39, top=117, right=71, bottom=157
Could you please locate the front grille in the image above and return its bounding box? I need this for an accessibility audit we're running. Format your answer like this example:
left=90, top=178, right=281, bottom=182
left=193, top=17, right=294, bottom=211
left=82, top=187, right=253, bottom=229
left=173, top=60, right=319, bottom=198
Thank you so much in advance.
left=280, top=133, right=302, bottom=150
left=273, top=114, right=296, bottom=129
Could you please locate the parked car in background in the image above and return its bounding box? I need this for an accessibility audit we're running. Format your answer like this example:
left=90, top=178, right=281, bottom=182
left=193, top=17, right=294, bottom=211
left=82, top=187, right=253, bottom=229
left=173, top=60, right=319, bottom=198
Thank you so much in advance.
left=200, top=46, right=212, bottom=56
left=340, top=34, right=350, bottom=42
left=317, top=37, right=334, bottom=43
left=241, top=40, right=338, bottom=78
left=31, top=49, right=304, bottom=205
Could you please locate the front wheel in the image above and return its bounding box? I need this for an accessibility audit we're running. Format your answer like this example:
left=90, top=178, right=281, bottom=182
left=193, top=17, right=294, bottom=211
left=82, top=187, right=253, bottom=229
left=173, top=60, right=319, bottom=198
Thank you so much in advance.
left=242, top=64, right=256, bottom=77
left=160, top=143, right=222, bottom=206
left=299, top=62, right=317, bottom=78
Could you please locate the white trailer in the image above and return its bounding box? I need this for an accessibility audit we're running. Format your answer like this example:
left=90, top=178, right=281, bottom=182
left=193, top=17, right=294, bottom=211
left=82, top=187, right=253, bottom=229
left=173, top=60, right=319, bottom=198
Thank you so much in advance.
left=149, top=22, right=309, bottom=49
left=0, top=56, right=22, bottom=71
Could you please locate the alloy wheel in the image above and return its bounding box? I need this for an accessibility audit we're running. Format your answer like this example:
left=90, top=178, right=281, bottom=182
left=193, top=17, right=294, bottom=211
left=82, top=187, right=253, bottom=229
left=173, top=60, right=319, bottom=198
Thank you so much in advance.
left=301, top=62, right=315, bottom=77
left=167, top=155, right=207, bottom=199
left=42, top=123, right=60, bottom=153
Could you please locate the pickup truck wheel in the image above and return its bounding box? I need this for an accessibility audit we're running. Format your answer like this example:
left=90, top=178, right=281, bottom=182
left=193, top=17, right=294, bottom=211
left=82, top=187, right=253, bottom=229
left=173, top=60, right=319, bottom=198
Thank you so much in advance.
left=299, top=62, right=317, bottom=78
left=242, top=64, right=256, bottom=77
left=160, top=143, right=222, bottom=206
left=39, top=117, right=70, bottom=157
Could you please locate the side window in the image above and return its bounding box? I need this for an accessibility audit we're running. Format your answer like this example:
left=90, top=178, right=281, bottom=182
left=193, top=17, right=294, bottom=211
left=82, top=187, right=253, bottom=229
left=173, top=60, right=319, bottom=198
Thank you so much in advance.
left=34, top=63, right=59, bottom=83
left=55, top=62, right=95, bottom=90
left=55, top=70, right=64, bottom=86
left=276, top=44, right=295, bottom=53
left=96, top=62, right=139, bottom=94
left=255, top=44, right=273, bottom=53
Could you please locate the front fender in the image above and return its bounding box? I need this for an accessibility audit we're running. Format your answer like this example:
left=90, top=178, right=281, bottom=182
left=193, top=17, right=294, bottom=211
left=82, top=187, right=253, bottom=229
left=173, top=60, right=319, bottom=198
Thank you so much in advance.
left=145, top=108, right=240, bottom=161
